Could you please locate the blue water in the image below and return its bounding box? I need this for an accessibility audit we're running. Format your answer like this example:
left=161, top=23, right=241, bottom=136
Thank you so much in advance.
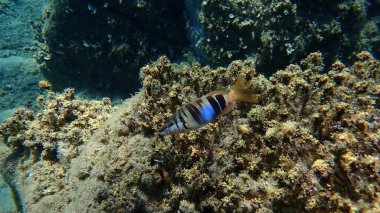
left=0, top=163, right=17, bottom=213
left=1, top=0, right=48, bottom=211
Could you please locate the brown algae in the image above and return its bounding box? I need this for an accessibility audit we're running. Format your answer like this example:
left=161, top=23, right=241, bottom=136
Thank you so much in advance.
left=0, top=52, right=379, bottom=212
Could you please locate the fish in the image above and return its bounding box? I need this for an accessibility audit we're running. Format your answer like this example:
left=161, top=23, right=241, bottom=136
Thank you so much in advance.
left=159, top=76, right=258, bottom=135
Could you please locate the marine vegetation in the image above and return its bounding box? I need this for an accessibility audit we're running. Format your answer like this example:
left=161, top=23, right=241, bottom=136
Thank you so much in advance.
left=35, top=0, right=380, bottom=96
left=35, top=0, right=188, bottom=94
left=0, top=52, right=379, bottom=212
left=187, top=0, right=380, bottom=72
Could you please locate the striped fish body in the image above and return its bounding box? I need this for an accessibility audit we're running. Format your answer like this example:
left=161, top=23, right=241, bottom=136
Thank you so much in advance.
left=159, top=90, right=233, bottom=135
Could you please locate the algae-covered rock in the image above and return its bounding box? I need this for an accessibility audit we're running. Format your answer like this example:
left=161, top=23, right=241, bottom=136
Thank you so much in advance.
left=37, top=0, right=380, bottom=97
left=0, top=88, right=113, bottom=161
left=186, top=0, right=380, bottom=73
left=0, top=52, right=379, bottom=212
left=36, top=0, right=188, bottom=94
left=0, top=88, right=114, bottom=211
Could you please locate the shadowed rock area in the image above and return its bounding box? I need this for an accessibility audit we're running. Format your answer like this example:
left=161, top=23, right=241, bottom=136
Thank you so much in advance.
left=36, top=0, right=189, bottom=96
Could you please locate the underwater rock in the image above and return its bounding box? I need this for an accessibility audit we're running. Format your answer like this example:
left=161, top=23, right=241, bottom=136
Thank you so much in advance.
left=0, top=52, right=379, bottom=212
left=36, top=0, right=189, bottom=95
left=0, top=89, right=113, bottom=211
left=37, top=0, right=380, bottom=97
left=185, top=0, right=380, bottom=74
left=0, top=88, right=113, bottom=161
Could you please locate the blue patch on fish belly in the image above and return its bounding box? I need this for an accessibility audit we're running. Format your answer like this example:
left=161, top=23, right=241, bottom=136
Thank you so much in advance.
left=200, top=105, right=216, bottom=122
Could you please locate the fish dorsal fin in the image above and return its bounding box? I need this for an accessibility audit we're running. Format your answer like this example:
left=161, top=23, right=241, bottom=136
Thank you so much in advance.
left=203, top=89, right=228, bottom=98
left=195, top=90, right=232, bottom=119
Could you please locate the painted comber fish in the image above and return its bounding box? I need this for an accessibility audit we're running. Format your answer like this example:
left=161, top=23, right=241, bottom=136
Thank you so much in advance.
left=159, top=76, right=257, bottom=135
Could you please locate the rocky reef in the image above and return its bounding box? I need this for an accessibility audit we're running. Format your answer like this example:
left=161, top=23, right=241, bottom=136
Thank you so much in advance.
left=0, top=52, right=379, bottom=212
left=35, top=0, right=189, bottom=95
left=0, top=88, right=113, bottom=211
left=35, top=0, right=380, bottom=96
left=186, top=0, right=380, bottom=72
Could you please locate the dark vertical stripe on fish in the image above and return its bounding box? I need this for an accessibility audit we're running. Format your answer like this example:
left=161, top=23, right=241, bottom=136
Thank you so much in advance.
left=186, top=104, right=202, bottom=124
left=215, top=94, right=226, bottom=109
left=206, top=96, right=221, bottom=115
left=178, top=108, right=188, bottom=129
left=172, top=112, right=181, bottom=131
left=195, top=99, right=204, bottom=109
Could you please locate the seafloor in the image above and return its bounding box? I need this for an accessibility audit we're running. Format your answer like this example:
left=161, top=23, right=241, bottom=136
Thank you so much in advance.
left=0, top=0, right=379, bottom=212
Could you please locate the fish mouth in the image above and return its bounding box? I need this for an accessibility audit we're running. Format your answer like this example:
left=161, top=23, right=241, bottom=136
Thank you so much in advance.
left=158, top=129, right=166, bottom=136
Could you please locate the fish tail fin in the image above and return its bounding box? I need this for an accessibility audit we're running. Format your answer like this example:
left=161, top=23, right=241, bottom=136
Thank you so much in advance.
left=230, top=76, right=258, bottom=103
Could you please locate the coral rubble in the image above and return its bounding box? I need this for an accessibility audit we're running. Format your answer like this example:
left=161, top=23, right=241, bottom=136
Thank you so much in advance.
left=0, top=52, right=379, bottom=212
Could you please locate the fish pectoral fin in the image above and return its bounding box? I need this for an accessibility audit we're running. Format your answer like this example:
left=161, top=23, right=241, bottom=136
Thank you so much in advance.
left=217, top=102, right=234, bottom=118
